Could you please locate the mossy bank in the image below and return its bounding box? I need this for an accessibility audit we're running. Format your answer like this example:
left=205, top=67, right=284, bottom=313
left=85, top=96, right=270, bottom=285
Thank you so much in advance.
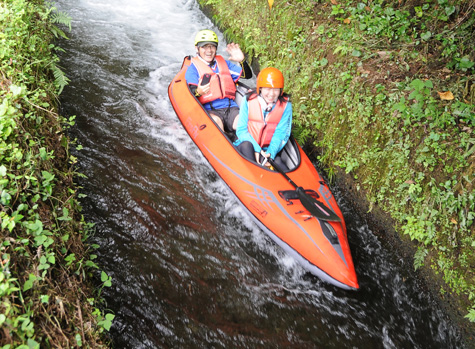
left=1, top=0, right=112, bottom=346
left=197, top=0, right=475, bottom=344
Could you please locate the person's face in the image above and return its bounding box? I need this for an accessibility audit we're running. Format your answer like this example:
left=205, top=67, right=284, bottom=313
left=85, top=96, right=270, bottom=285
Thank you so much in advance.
left=260, top=87, right=281, bottom=104
left=197, top=44, right=217, bottom=63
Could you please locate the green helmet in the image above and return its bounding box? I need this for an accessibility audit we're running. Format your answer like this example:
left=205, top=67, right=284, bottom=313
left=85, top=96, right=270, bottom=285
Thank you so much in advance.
left=194, top=29, right=219, bottom=47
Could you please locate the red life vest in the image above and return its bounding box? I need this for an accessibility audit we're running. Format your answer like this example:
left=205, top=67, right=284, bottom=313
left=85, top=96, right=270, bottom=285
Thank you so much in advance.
left=247, top=94, right=288, bottom=147
left=191, top=55, right=237, bottom=104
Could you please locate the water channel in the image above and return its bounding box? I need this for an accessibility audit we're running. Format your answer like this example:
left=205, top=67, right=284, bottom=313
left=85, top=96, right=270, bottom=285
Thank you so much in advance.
left=55, top=0, right=465, bottom=347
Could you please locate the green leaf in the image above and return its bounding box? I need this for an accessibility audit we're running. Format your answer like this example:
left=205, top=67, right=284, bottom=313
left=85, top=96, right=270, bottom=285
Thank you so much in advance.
left=98, top=313, right=115, bottom=331
left=445, top=6, right=455, bottom=16
left=1, top=191, right=12, bottom=206
left=421, top=31, right=431, bottom=41
left=101, top=271, right=112, bottom=287
left=58, top=207, right=72, bottom=221
left=9, top=84, right=24, bottom=97
left=47, top=254, right=55, bottom=264
left=0, top=314, right=6, bottom=327
left=41, top=171, right=55, bottom=182
left=409, top=79, right=425, bottom=91
left=27, top=219, right=43, bottom=234
left=26, top=338, right=40, bottom=349
left=23, top=274, right=37, bottom=292
left=39, top=147, right=47, bottom=160
left=75, top=333, right=83, bottom=347
left=65, top=253, right=76, bottom=266
left=34, top=235, right=48, bottom=246
left=459, top=56, right=474, bottom=70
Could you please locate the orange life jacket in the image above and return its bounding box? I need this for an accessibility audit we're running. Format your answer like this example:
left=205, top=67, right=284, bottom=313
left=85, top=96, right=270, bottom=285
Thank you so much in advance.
left=191, top=55, right=237, bottom=104
left=247, top=94, right=288, bottom=147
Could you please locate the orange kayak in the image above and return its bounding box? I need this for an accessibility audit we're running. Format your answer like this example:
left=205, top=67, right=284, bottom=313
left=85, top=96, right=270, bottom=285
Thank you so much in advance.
left=168, top=56, right=359, bottom=290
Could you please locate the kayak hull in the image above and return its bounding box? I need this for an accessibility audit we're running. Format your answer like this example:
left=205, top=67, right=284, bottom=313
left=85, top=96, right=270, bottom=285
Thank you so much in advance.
left=168, top=57, right=358, bottom=290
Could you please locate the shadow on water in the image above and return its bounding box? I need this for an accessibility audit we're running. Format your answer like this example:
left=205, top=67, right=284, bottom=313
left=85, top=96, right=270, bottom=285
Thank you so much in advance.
left=56, top=0, right=465, bottom=347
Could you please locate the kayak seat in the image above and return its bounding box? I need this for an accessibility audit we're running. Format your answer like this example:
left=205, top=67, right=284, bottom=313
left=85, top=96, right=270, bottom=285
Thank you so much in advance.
left=280, top=137, right=300, bottom=171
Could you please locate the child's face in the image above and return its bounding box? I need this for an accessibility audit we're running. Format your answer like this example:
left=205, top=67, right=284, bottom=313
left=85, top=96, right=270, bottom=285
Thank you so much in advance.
left=260, top=87, right=280, bottom=104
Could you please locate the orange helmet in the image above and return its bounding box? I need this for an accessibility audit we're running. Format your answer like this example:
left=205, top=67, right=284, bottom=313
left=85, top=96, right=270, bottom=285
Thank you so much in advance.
left=256, top=67, right=284, bottom=93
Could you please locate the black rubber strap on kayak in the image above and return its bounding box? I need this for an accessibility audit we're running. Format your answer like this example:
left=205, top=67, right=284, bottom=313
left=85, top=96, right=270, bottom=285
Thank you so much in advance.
left=279, top=189, right=319, bottom=201
left=269, top=158, right=341, bottom=222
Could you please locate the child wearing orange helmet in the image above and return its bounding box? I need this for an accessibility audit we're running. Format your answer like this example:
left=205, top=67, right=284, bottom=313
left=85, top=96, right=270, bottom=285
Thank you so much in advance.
left=233, top=67, right=292, bottom=169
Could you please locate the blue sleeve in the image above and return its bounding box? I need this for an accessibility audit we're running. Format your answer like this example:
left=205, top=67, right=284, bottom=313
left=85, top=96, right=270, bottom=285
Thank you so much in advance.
left=185, top=63, right=200, bottom=86
left=234, top=98, right=262, bottom=153
left=266, top=102, right=292, bottom=159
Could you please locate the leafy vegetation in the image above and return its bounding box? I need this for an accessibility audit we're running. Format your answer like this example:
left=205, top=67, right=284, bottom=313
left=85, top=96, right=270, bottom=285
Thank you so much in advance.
left=1, top=0, right=112, bottom=346
left=198, top=0, right=475, bottom=328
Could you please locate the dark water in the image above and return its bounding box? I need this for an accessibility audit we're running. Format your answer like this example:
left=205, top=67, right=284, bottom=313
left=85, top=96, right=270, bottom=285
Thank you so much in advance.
left=56, top=0, right=465, bottom=347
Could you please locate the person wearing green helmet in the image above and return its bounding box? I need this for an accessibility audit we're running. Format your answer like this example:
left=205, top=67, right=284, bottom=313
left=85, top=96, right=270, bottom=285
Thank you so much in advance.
left=185, top=29, right=252, bottom=134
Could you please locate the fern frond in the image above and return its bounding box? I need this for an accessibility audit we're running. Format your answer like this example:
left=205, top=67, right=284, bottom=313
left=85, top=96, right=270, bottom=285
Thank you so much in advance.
left=51, top=64, right=70, bottom=95
left=50, top=10, right=72, bottom=31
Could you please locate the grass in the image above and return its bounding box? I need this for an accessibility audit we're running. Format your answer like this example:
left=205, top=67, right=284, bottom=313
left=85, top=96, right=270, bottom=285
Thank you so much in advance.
left=198, top=0, right=475, bottom=327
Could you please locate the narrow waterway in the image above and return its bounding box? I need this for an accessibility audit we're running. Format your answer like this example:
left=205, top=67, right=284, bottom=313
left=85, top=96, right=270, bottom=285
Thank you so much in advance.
left=56, top=0, right=464, bottom=347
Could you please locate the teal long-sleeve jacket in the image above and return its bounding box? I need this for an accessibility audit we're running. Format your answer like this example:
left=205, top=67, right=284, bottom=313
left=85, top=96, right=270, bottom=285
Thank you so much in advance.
left=233, top=96, right=292, bottom=159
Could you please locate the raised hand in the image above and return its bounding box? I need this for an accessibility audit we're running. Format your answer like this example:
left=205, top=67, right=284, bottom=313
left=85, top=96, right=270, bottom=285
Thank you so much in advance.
left=226, top=43, right=245, bottom=63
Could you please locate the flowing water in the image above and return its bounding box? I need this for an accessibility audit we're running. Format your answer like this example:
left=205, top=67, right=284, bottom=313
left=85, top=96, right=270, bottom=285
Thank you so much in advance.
left=55, top=0, right=465, bottom=347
